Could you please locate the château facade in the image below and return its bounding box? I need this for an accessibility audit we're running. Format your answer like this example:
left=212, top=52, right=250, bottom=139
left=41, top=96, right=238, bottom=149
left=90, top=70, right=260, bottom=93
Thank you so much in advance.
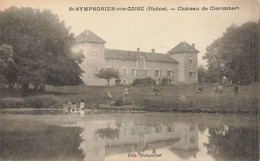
left=73, top=29, right=199, bottom=86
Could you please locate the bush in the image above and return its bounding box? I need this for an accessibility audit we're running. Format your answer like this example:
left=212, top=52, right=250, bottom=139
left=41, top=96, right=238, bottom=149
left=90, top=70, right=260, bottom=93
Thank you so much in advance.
left=24, top=95, right=61, bottom=108
left=0, top=95, right=61, bottom=108
left=0, top=98, right=25, bottom=108
left=162, top=77, right=171, bottom=86
left=132, top=77, right=156, bottom=86
left=114, top=97, right=131, bottom=106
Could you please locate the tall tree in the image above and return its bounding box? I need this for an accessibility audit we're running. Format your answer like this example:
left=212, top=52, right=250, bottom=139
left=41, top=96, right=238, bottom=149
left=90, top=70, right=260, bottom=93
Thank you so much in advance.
left=95, top=68, right=119, bottom=86
left=203, top=20, right=260, bottom=84
left=0, top=44, right=14, bottom=87
left=0, top=7, right=84, bottom=91
left=205, top=126, right=257, bottom=161
left=198, top=65, right=208, bottom=83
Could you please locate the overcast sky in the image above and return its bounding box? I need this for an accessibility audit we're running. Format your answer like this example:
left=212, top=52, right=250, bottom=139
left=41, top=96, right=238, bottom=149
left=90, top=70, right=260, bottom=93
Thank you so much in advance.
left=0, top=0, right=259, bottom=66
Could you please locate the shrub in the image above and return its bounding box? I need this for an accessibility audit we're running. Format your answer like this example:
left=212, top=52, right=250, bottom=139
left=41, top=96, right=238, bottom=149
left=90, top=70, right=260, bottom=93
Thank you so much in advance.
left=132, top=77, right=156, bottom=86
left=0, top=95, right=61, bottom=108
left=0, top=98, right=25, bottom=108
left=114, top=97, right=131, bottom=106
left=24, top=95, right=62, bottom=108
left=162, top=77, right=171, bottom=86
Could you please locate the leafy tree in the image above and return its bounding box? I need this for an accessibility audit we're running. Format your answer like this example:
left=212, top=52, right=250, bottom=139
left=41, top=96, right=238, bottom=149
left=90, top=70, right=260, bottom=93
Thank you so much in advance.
left=95, top=68, right=119, bottom=86
left=198, top=65, right=208, bottom=83
left=0, top=7, right=84, bottom=91
left=0, top=44, right=15, bottom=88
left=203, top=20, right=260, bottom=84
left=205, top=125, right=257, bottom=161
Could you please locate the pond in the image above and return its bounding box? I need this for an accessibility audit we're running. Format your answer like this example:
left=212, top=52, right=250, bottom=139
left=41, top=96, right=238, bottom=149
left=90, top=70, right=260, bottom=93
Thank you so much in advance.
left=0, top=110, right=258, bottom=161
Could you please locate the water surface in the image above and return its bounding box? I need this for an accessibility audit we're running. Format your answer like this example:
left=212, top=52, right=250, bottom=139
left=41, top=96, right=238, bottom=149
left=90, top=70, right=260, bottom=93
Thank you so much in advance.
left=0, top=110, right=257, bottom=161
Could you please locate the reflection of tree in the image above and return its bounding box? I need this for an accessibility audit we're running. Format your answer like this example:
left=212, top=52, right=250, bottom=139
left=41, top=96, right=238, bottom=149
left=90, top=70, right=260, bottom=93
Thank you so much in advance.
left=198, top=123, right=207, bottom=133
left=95, top=127, right=119, bottom=140
left=204, top=125, right=257, bottom=161
left=0, top=125, right=84, bottom=160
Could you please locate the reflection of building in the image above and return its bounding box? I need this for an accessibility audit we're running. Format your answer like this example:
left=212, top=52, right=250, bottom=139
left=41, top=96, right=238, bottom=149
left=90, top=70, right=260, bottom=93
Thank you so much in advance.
left=170, top=123, right=199, bottom=160
left=73, top=29, right=199, bottom=86
left=77, top=120, right=199, bottom=161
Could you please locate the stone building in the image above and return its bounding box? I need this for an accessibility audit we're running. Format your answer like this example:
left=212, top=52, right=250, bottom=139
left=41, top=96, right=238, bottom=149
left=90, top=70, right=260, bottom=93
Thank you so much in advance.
left=73, top=29, right=199, bottom=86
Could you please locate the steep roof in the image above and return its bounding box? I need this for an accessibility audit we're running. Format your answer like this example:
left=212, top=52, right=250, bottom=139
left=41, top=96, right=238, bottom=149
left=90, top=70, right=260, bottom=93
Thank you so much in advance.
left=75, top=29, right=106, bottom=44
left=105, top=49, right=179, bottom=64
left=167, top=41, right=199, bottom=54
left=105, top=49, right=137, bottom=60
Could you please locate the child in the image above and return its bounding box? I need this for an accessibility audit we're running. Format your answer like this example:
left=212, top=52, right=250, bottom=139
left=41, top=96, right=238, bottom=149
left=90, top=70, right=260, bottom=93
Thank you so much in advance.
left=65, top=100, right=72, bottom=112
left=70, top=101, right=76, bottom=112
left=79, top=99, right=85, bottom=110
left=79, top=99, right=85, bottom=116
left=107, top=91, right=112, bottom=99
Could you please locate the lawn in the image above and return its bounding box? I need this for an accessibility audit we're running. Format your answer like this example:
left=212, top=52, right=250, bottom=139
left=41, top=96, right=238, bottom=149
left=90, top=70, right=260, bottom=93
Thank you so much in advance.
left=0, top=83, right=259, bottom=114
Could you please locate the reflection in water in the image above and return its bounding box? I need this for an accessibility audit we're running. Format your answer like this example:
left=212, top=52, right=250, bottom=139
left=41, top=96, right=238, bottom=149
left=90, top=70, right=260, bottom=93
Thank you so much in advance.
left=0, top=123, right=84, bottom=161
left=0, top=113, right=257, bottom=161
left=205, top=125, right=257, bottom=161
left=77, top=120, right=200, bottom=161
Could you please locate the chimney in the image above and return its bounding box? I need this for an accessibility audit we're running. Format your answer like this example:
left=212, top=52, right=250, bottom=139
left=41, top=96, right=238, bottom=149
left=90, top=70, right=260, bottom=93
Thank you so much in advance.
left=137, top=48, right=140, bottom=52
left=151, top=49, right=155, bottom=53
left=192, top=43, right=195, bottom=48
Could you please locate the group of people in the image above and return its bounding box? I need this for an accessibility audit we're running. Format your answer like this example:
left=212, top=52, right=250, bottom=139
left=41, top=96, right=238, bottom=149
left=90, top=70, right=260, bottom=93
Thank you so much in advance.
left=64, top=99, right=85, bottom=113
left=196, top=83, right=239, bottom=96
left=107, top=86, right=129, bottom=99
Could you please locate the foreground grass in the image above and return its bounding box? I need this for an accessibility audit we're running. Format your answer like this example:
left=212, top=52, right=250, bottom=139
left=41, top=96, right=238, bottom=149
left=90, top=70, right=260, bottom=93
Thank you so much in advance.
left=0, top=83, right=259, bottom=114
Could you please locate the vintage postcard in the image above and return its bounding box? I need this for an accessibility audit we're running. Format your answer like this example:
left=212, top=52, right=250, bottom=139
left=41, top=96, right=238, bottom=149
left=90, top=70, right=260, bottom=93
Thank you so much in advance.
left=0, top=0, right=259, bottom=161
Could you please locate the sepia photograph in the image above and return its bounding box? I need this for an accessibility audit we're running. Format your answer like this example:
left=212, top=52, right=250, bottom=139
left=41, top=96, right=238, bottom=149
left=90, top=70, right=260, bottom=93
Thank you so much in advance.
left=0, top=0, right=259, bottom=160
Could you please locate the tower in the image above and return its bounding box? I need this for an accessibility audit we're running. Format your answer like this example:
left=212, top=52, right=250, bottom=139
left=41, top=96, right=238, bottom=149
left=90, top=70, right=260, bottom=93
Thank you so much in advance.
left=167, top=42, right=199, bottom=84
left=74, top=29, right=106, bottom=86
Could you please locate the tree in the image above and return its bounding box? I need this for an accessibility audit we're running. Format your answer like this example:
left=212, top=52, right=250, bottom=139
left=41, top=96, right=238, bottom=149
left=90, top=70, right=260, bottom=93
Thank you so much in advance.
left=0, top=7, right=84, bottom=91
left=204, top=125, right=257, bottom=161
left=203, top=20, right=260, bottom=84
left=198, top=65, right=208, bottom=83
left=0, top=44, right=15, bottom=88
left=95, top=68, right=119, bottom=86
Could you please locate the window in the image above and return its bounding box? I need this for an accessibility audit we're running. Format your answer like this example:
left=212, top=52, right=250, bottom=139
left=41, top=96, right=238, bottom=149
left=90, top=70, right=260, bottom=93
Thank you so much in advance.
left=190, top=135, right=195, bottom=143
left=155, top=126, right=162, bottom=133
left=138, top=56, right=144, bottom=68
left=167, top=70, right=173, bottom=77
left=189, top=71, right=195, bottom=78
left=137, top=69, right=143, bottom=76
left=131, top=127, right=136, bottom=135
left=93, top=65, right=99, bottom=73
left=189, top=58, right=194, bottom=65
left=190, top=125, right=194, bottom=131
left=92, top=50, right=98, bottom=58
left=123, top=128, right=127, bottom=136
left=122, top=67, right=127, bottom=76
left=155, top=69, right=161, bottom=77
left=167, top=126, right=172, bottom=132
left=131, top=69, right=137, bottom=76
left=145, top=69, right=150, bottom=77
left=144, top=127, right=151, bottom=134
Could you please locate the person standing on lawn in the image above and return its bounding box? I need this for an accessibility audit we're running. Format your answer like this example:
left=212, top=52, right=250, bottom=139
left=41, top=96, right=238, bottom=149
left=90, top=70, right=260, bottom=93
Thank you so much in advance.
left=79, top=99, right=85, bottom=110
left=123, top=86, right=128, bottom=105
left=79, top=99, right=85, bottom=116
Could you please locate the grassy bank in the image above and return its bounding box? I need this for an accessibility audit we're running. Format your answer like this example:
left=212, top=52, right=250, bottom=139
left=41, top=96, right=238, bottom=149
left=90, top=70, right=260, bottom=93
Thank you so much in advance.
left=0, top=83, right=258, bottom=114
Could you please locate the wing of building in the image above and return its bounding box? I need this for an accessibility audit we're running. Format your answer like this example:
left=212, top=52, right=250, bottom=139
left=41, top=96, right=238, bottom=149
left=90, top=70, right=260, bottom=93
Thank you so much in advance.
left=73, top=29, right=199, bottom=86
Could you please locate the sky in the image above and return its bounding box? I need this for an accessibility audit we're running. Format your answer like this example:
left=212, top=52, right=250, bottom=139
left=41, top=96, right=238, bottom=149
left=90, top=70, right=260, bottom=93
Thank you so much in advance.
left=0, top=0, right=259, bottom=66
